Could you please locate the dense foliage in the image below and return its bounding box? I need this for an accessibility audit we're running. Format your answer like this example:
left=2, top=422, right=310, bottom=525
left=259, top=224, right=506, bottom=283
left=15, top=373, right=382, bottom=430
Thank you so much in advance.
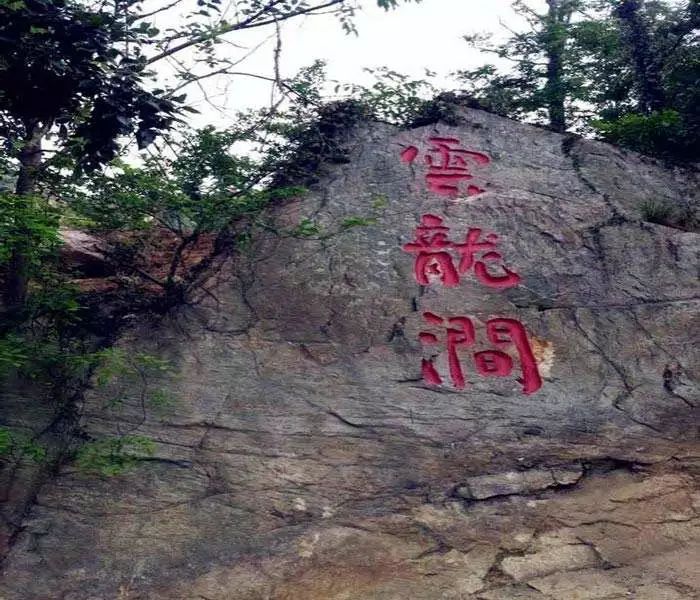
left=458, top=0, right=699, bottom=160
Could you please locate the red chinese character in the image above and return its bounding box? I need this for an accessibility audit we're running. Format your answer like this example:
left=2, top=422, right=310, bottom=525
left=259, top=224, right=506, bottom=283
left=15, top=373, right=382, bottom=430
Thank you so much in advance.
left=402, top=216, right=521, bottom=289
left=401, top=137, right=490, bottom=197
left=483, top=318, right=542, bottom=395
left=402, top=214, right=460, bottom=287
left=419, top=312, right=475, bottom=389
left=456, top=228, right=521, bottom=289
left=419, top=314, right=543, bottom=395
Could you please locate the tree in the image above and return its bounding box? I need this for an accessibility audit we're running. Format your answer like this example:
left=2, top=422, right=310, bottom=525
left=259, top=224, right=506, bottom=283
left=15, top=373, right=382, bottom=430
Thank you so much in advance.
left=592, top=0, right=700, bottom=159
left=458, top=0, right=583, bottom=132
left=0, top=0, right=180, bottom=309
left=0, top=0, right=419, bottom=313
left=457, top=0, right=699, bottom=160
left=67, top=126, right=302, bottom=304
left=615, top=0, right=666, bottom=114
left=541, top=0, right=578, bottom=132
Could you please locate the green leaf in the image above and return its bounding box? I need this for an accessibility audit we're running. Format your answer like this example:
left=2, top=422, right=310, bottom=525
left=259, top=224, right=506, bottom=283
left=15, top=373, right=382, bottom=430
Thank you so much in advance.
left=293, top=218, right=321, bottom=237
left=341, top=216, right=377, bottom=229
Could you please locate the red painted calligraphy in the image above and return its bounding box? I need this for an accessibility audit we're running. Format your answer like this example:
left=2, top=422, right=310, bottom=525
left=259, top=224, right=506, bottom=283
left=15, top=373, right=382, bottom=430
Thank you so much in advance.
left=402, top=215, right=521, bottom=289
left=483, top=318, right=542, bottom=395
left=401, top=137, right=491, bottom=197
left=457, top=228, right=522, bottom=289
left=398, top=135, right=545, bottom=395
left=402, top=214, right=459, bottom=287
left=420, top=312, right=474, bottom=388
left=419, top=313, right=543, bottom=395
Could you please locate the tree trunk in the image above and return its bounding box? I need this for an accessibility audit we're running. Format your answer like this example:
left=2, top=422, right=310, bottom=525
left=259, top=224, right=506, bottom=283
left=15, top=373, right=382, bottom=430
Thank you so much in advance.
left=3, top=123, right=43, bottom=312
left=543, top=0, right=571, bottom=133
left=615, top=0, right=665, bottom=114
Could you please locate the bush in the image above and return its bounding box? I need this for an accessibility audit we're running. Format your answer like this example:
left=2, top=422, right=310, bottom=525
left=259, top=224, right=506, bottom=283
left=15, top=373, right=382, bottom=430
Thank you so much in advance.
left=0, top=426, right=47, bottom=463
left=593, top=110, right=698, bottom=161
left=75, top=435, right=155, bottom=476
left=639, top=199, right=698, bottom=231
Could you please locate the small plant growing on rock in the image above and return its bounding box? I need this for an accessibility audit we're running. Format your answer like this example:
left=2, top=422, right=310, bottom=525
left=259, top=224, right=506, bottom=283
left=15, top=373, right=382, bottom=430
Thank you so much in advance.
left=293, top=218, right=322, bottom=238
left=0, top=426, right=47, bottom=463
left=640, top=199, right=698, bottom=231
left=75, top=435, right=154, bottom=477
left=341, top=216, right=378, bottom=229
left=640, top=199, right=674, bottom=225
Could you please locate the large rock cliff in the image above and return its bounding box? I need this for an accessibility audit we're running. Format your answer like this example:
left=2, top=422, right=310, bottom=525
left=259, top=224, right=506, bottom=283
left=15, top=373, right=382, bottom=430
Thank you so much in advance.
left=1, top=107, right=699, bottom=599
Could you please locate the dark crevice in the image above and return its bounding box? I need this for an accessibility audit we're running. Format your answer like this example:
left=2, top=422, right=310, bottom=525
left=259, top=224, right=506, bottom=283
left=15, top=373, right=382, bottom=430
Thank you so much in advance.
left=450, top=457, right=650, bottom=507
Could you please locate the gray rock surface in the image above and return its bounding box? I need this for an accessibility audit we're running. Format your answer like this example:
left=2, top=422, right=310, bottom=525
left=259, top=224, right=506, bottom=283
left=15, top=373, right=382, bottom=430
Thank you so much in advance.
left=1, top=108, right=698, bottom=599
left=59, top=228, right=111, bottom=271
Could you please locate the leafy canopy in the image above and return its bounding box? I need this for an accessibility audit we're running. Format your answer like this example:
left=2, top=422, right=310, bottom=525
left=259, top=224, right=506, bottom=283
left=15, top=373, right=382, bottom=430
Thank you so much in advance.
left=456, top=0, right=699, bottom=160
left=0, top=0, right=179, bottom=171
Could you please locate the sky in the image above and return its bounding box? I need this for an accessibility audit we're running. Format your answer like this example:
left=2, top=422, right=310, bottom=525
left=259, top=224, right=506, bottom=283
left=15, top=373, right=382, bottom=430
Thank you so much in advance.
left=158, top=0, right=540, bottom=127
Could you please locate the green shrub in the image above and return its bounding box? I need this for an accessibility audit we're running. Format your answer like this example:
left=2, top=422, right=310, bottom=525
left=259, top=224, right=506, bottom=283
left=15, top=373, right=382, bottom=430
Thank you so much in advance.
left=0, top=426, right=47, bottom=463
left=640, top=199, right=674, bottom=224
left=593, top=110, right=696, bottom=161
left=75, top=435, right=155, bottom=476
left=639, top=199, right=698, bottom=231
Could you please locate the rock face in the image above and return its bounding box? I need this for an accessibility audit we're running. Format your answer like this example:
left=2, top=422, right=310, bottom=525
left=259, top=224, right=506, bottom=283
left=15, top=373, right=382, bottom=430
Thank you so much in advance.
left=1, top=108, right=699, bottom=599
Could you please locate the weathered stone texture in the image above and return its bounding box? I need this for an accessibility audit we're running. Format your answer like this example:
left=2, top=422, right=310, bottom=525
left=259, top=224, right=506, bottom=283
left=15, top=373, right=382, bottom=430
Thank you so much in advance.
left=1, top=108, right=698, bottom=599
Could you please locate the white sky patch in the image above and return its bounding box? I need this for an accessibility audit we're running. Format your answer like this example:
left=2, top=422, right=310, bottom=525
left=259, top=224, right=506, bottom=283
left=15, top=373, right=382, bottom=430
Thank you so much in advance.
left=149, top=0, right=547, bottom=127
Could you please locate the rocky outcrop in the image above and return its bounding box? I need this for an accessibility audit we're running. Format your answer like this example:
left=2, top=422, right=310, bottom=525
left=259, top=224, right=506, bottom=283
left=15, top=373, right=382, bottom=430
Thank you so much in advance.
left=58, top=227, right=219, bottom=294
left=1, top=108, right=698, bottom=599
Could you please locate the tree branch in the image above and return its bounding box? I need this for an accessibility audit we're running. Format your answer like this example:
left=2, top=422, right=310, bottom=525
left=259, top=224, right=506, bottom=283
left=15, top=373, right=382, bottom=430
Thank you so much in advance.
left=167, top=68, right=320, bottom=105
left=145, top=0, right=346, bottom=65
left=130, top=0, right=188, bottom=22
